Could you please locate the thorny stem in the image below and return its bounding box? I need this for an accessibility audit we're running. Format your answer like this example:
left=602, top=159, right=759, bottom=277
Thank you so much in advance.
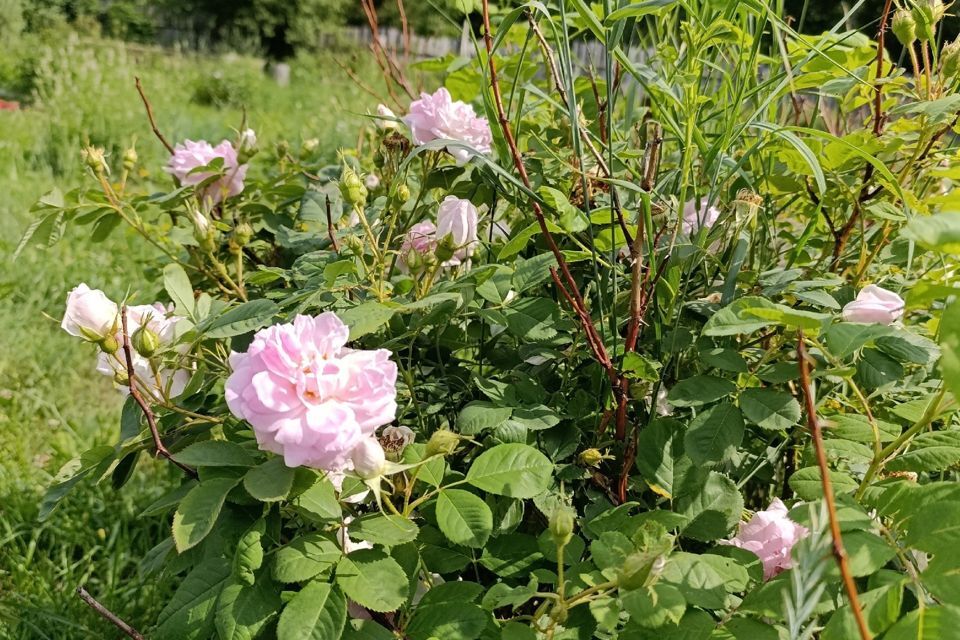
left=797, top=332, right=871, bottom=640
left=120, top=306, right=198, bottom=479
left=76, top=586, right=145, bottom=640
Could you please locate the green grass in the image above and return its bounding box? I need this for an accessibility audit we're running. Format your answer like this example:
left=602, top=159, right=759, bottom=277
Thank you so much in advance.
left=0, top=34, right=376, bottom=637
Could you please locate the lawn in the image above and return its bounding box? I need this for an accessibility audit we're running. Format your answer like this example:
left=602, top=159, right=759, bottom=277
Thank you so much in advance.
left=0, top=35, right=375, bottom=637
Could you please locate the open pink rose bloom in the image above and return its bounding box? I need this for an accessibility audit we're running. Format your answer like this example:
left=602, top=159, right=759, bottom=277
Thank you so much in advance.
left=722, top=498, right=808, bottom=580
left=403, top=87, right=492, bottom=164
left=225, top=313, right=398, bottom=471
left=165, top=139, right=248, bottom=204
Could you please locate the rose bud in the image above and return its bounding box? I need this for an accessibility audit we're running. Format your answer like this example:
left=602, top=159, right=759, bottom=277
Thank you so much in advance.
left=425, top=429, right=460, bottom=457
left=62, top=283, right=119, bottom=343
left=350, top=437, right=387, bottom=479
left=841, top=284, right=905, bottom=325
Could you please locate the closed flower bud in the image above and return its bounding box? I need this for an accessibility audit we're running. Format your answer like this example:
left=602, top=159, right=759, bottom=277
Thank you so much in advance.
left=841, top=284, right=904, bottom=324
left=434, top=233, right=458, bottom=263
left=892, top=8, right=917, bottom=45
left=425, top=429, right=460, bottom=457
left=578, top=448, right=604, bottom=467
left=82, top=146, right=108, bottom=175
left=340, top=167, right=368, bottom=206
left=302, top=138, right=319, bottom=154
left=364, top=173, right=380, bottom=190
left=943, top=39, right=960, bottom=80
left=99, top=333, right=120, bottom=355
left=913, top=0, right=945, bottom=41
left=122, top=147, right=138, bottom=171
left=404, top=247, right=424, bottom=272
left=549, top=505, right=575, bottom=547
left=237, top=128, right=258, bottom=164
left=275, top=140, right=289, bottom=158
left=113, top=369, right=129, bottom=386
left=344, top=235, right=365, bottom=256
left=62, top=283, right=119, bottom=342
left=233, top=221, right=254, bottom=247
left=132, top=327, right=160, bottom=357
left=396, top=184, right=411, bottom=203
left=196, top=226, right=218, bottom=254
left=350, top=437, right=387, bottom=479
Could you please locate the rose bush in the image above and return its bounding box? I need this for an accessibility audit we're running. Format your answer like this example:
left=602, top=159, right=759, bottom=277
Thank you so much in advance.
left=19, top=1, right=960, bottom=638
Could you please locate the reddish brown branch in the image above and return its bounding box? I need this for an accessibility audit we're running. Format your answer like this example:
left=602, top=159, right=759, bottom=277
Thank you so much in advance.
left=76, top=586, right=145, bottom=640
left=832, top=0, right=893, bottom=270
left=797, top=333, right=872, bottom=640
left=120, top=306, right=198, bottom=479
left=396, top=0, right=411, bottom=62
left=134, top=77, right=174, bottom=155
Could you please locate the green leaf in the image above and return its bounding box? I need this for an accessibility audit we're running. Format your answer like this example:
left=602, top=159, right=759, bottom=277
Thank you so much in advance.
left=272, top=534, right=341, bottom=583
left=512, top=253, right=559, bottom=293
left=172, top=477, right=240, bottom=552
left=233, top=520, right=265, bottom=585
left=456, top=401, right=513, bottom=436
left=540, top=186, right=588, bottom=233
left=883, top=605, right=960, bottom=640
left=295, top=476, right=342, bottom=522
left=39, top=445, right=115, bottom=521
left=702, top=296, right=779, bottom=336
left=155, top=557, right=232, bottom=639
left=605, top=0, right=676, bottom=22
left=684, top=402, right=744, bottom=465
left=436, top=489, right=493, bottom=548
left=349, top=514, right=419, bottom=547
left=824, top=323, right=892, bottom=358
left=277, top=581, right=347, bottom=640
left=739, top=388, right=801, bottom=431
left=827, top=414, right=901, bottom=443
left=204, top=299, right=278, bottom=338
left=887, top=431, right=960, bottom=472
left=164, top=263, right=195, bottom=317
left=788, top=466, right=857, bottom=501
left=478, top=533, right=543, bottom=578
left=215, top=577, right=281, bottom=640
left=338, top=301, right=396, bottom=339
left=856, top=348, right=903, bottom=390
left=466, top=443, right=554, bottom=498
left=905, top=501, right=960, bottom=554
left=941, top=301, right=960, bottom=401
left=635, top=418, right=684, bottom=499
left=659, top=552, right=730, bottom=609
left=844, top=531, right=897, bottom=576
left=668, top=375, right=737, bottom=407
left=905, top=212, right=960, bottom=255
left=621, top=583, right=686, bottom=629
left=335, top=549, right=408, bottom=612
left=173, top=441, right=256, bottom=467
left=244, top=457, right=295, bottom=502
left=675, top=471, right=744, bottom=541
left=406, top=602, right=490, bottom=640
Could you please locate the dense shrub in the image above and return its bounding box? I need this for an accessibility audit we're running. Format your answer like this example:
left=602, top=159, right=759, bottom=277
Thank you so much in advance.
left=21, top=1, right=960, bottom=638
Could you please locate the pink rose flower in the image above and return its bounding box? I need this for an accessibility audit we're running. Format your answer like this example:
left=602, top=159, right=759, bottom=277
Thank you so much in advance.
left=681, top=199, right=721, bottom=236
left=403, top=88, right=493, bottom=164
left=436, top=196, right=479, bottom=266
left=722, top=498, right=808, bottom=580
left=398, top=220, right=437, bottom=273
left=224, top=313, right=398, bottom=471
left=165, top=139, right=248, bottom=205
left=350, top=437, right=387, bottom=479
left=62, top=283, right=119, bottom=341
left=841, top=285, right=905, bottom=325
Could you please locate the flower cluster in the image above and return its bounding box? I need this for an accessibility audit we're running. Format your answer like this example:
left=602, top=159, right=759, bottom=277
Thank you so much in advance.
left=399, top=196, right=480, bottom=272
left=224, top=313, right=398, bottom=472
left=62, top=284, right=188, bottom=401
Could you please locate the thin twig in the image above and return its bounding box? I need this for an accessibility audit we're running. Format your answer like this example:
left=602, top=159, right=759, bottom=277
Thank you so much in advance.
left=120, top=306, right=198, bottom=479
left=134, top=77, right=174, bottom=155
left=325, top=195, right=339, bottom=251
left=797, top=333, right=872, bottom=640
left=76, top=586, right=145, bottom=640
left=832, top=0, right=893, bottom=270
left=396, top=0, right=411, bottom=63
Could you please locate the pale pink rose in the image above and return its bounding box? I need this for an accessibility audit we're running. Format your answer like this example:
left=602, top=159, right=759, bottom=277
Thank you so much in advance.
left=165, top=139, right=248, bottom=205
left=403, top=88, right=493, bottom=164
left=62, top=284, right=118, bottom=341
left=841, top=285, right=905, bottom=325
left=224, top=313, right=398, bottom=471
left=398, top=220, right=438, bottom=273
left=350, top=437, right=386, bottom=479
left=681, top=199, right=721, bottom=236
left=436, top=196, right=479, bottom=266
left=721, top=498, right=808, bottom=580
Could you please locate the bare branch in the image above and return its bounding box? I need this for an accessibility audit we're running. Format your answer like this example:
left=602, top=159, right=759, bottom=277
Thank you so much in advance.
left=134, top=77, right=175, bottom=155
left=76, top=586, right=145, bottom=640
